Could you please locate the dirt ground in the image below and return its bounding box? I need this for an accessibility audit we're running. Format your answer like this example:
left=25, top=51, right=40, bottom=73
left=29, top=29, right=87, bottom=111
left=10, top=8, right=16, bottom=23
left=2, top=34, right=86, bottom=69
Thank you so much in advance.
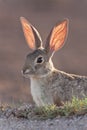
left=0, top=0, right=87, bottom=104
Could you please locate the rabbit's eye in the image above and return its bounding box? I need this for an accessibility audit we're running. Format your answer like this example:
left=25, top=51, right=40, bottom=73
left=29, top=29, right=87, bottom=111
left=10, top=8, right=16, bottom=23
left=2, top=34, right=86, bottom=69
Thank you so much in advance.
left=36, top=56, right=44, bottom=64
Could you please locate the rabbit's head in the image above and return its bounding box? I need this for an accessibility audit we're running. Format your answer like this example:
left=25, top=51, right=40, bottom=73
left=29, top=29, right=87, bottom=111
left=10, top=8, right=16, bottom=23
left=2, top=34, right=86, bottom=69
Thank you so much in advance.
left=20, top=17, right=68, bottom=78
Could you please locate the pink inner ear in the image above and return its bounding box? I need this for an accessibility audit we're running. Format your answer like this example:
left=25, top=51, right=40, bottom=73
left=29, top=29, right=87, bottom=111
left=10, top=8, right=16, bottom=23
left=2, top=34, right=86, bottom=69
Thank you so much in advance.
left=50, top=21, right=67, bottom=51
left=20, top=17, right=35, bottom=50
left=23, top=23, right=35, bottom=49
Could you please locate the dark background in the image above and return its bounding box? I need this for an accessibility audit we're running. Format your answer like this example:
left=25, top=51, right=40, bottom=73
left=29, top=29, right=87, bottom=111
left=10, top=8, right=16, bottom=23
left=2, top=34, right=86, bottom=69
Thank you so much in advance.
left=0, top=0, right=87, bottom=105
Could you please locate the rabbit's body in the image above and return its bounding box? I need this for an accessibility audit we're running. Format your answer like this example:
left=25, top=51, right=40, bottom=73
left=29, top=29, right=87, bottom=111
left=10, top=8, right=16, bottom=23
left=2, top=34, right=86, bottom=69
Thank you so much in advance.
left=30, top=69, right=87, bottom=106
left=20, top=17, right=87, bottom=106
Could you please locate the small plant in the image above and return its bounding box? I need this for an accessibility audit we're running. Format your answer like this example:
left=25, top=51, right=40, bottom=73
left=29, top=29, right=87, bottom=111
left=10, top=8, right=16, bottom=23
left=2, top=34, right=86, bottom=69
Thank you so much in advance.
left=64, top=97, right=87, bottom=115
left=34, top=105, right=58, bottom=119
left=33, top=97, right=87, bottom=119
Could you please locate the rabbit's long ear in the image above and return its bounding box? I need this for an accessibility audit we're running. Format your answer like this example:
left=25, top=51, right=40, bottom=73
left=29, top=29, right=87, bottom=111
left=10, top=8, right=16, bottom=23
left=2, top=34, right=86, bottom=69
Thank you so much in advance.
left=45, top=19, right=68, bottom=53
left=20, top=17, right=42, bottom=50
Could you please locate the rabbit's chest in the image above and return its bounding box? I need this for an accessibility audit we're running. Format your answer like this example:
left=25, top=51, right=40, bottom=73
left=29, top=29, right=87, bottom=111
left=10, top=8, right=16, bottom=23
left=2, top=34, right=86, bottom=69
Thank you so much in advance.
left=30, top=78, right=53, bottom=106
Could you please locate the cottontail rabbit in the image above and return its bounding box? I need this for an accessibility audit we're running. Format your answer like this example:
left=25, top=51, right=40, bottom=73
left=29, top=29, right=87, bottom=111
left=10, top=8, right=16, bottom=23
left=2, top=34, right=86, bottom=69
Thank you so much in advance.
left=20, top=17, right=87, bottom=106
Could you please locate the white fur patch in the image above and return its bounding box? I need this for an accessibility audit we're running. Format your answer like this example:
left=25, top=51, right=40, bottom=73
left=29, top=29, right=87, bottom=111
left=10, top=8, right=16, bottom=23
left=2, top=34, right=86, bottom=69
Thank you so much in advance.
left=30, top=78, right=53, bottom=106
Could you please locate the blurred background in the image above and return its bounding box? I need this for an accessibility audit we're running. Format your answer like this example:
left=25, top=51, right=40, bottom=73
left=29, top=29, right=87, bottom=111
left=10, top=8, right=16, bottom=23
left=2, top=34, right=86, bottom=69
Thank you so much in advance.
left=0, top=0, right=87, bottom=105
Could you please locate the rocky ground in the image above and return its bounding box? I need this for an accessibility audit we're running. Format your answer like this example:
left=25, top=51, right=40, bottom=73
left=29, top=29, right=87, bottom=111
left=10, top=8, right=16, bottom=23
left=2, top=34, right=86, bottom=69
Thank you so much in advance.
left=0, top=104, right=87, bottom=130
left=0, top=115, right=87, bottom=130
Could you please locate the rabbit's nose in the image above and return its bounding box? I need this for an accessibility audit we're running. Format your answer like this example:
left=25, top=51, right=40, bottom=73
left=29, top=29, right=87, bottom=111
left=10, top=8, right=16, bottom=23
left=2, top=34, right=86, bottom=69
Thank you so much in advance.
left=21, top=68, right=30, bottom=75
